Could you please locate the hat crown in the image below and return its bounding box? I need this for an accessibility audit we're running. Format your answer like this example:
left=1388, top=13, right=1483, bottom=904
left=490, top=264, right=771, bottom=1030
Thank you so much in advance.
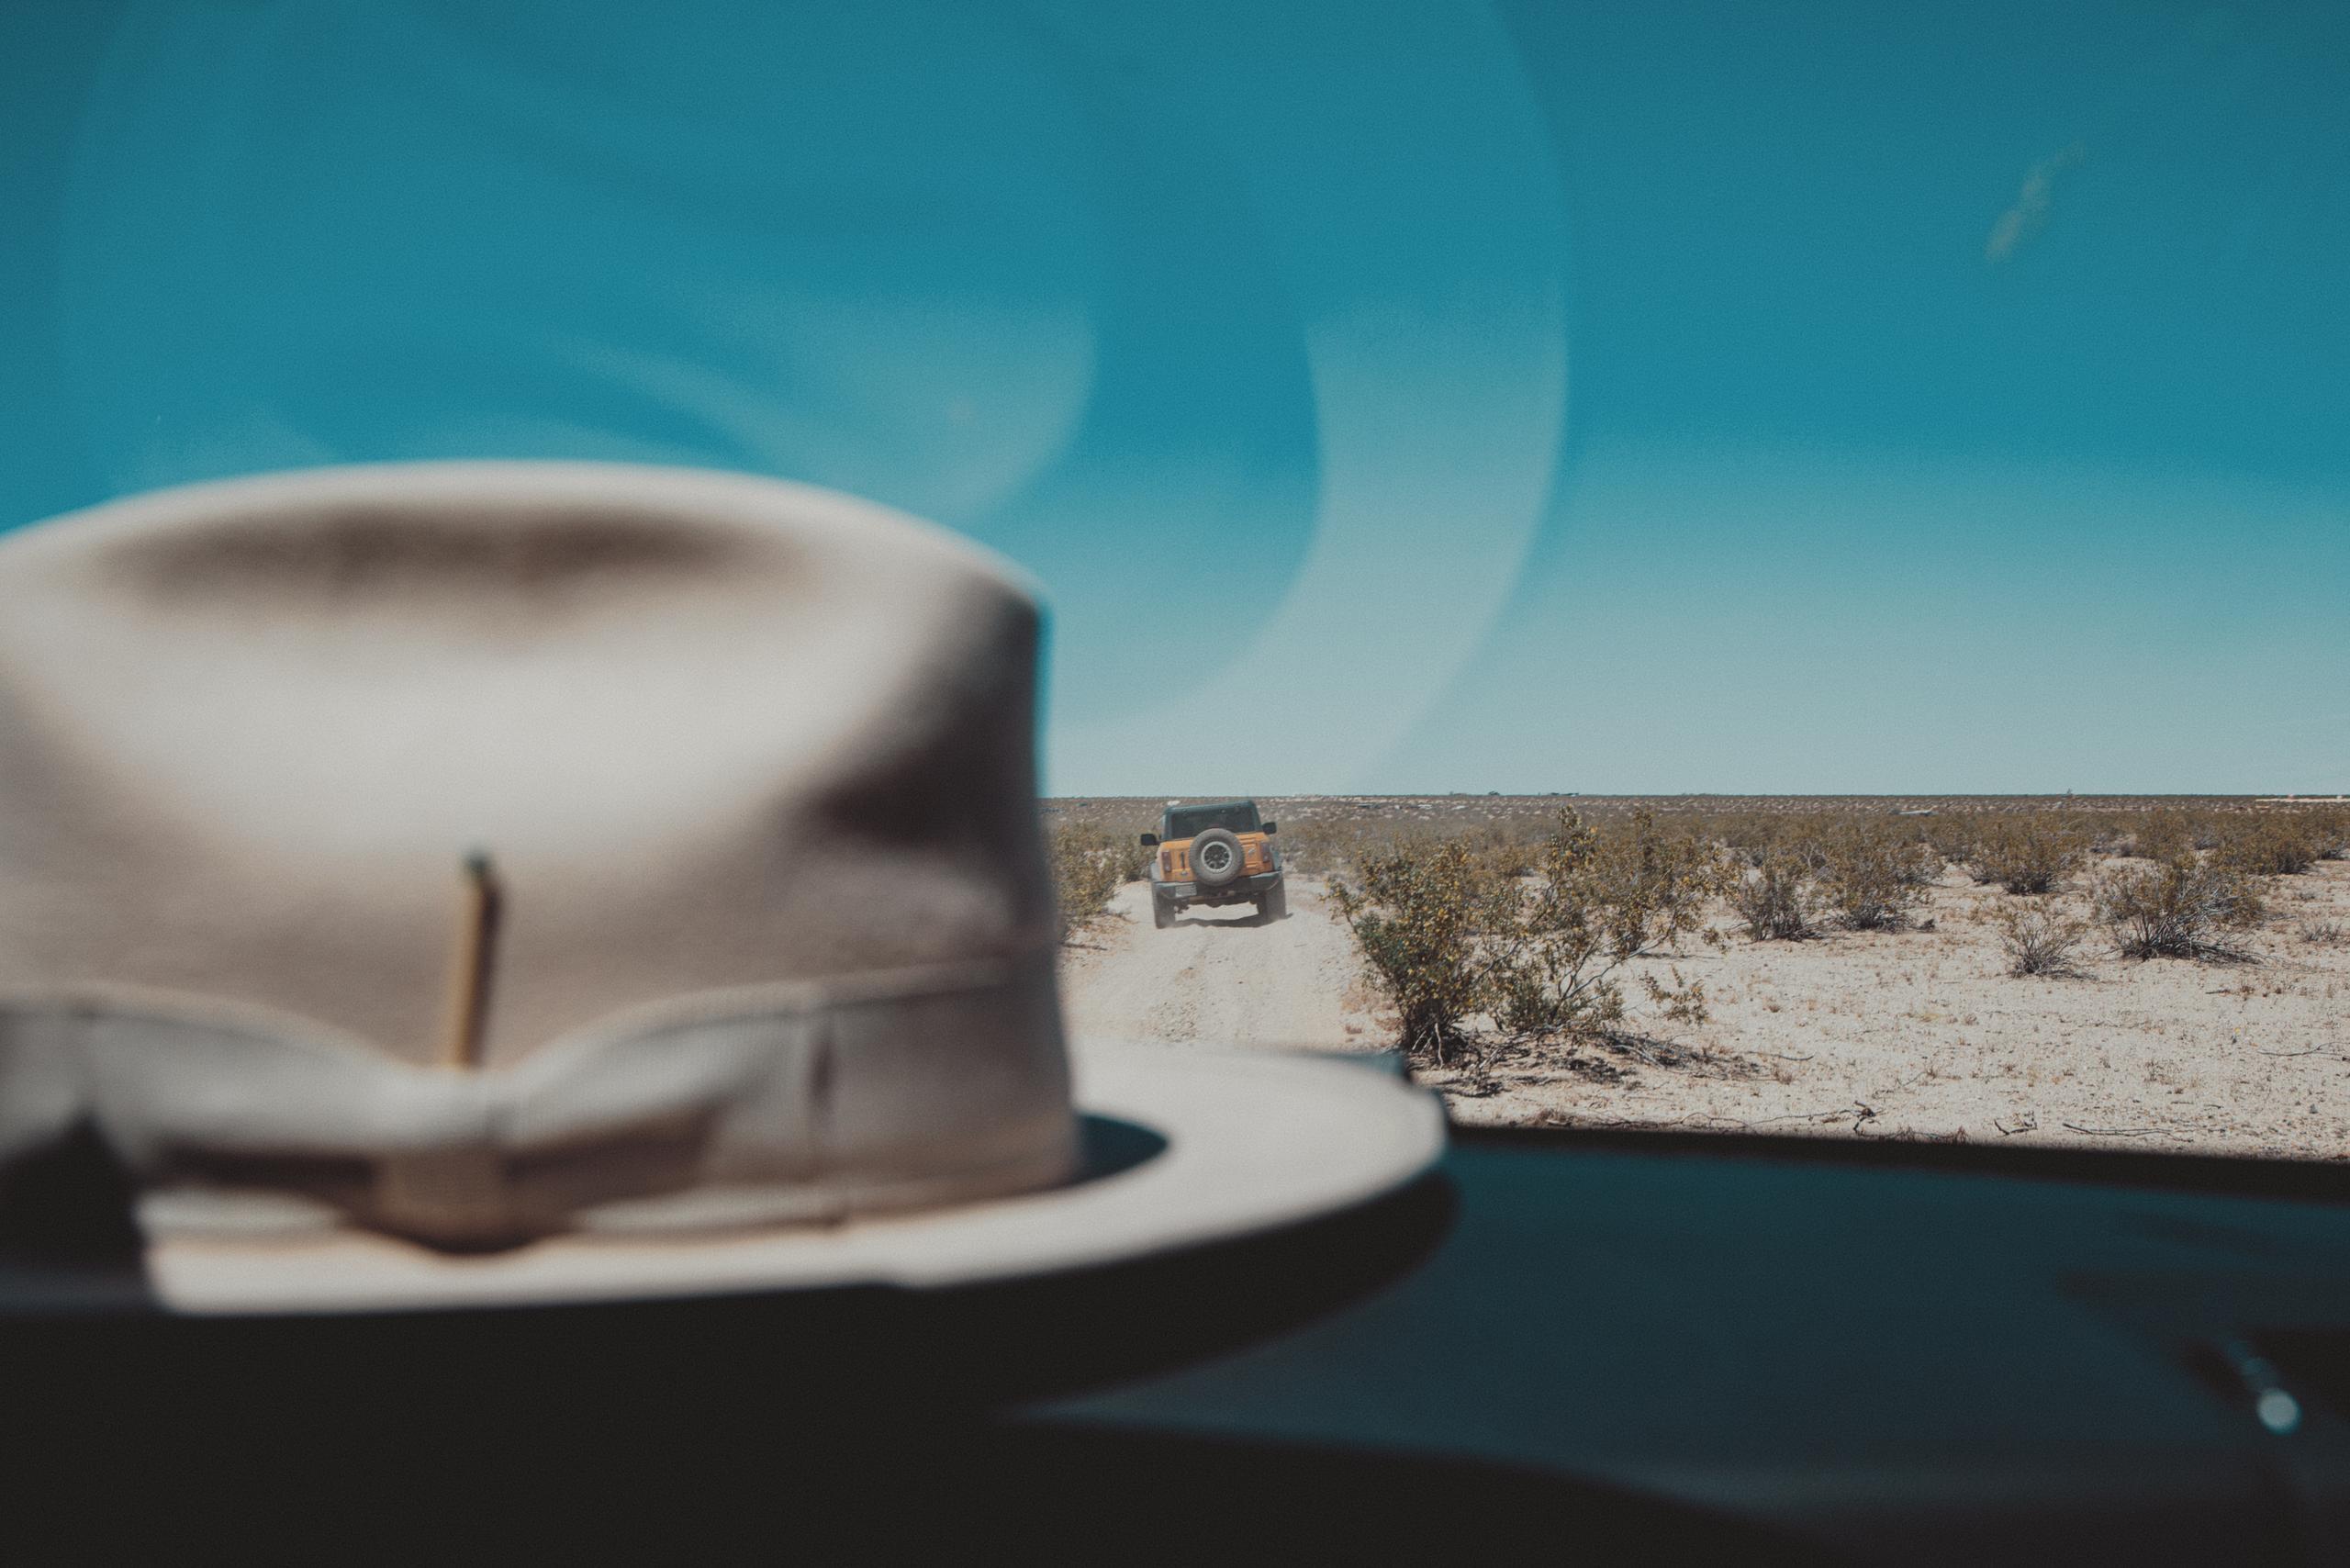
left=0, top=465, right=1038, bottom=866
left=0, top=464, right=1074, bottom=1248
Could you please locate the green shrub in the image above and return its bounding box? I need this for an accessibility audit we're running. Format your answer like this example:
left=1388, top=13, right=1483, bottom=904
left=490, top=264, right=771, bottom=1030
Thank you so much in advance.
left=2094, top=854, right=2265, bottom=962
left=1965, top=813, right=2087, bottom=894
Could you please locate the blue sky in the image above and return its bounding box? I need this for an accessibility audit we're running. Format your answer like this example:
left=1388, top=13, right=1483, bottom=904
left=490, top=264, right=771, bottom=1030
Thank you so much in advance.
left=4, top=2, right=2344, bottom=793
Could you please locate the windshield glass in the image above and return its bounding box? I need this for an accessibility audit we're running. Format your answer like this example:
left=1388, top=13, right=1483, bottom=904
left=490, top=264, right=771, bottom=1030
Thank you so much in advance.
left=1166, top=802, right=1261, bottom=839
left=6, top=2, right=2344, bottom=1164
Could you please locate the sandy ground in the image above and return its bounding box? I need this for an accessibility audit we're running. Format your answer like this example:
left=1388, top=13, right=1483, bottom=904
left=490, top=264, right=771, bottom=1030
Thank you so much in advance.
left=1060, top=862, right=2350, bottom=1161
left=1059, top=877, right=1382, bottom=1052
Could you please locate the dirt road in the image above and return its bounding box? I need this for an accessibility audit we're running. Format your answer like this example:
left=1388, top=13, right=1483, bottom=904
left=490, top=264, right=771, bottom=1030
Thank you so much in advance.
left=1059, top=876, right=1382, bottom=1052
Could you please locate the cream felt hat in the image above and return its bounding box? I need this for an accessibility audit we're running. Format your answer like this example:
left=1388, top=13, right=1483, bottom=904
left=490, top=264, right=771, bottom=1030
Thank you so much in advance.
left=0, top=463, right=1440, bottom=1314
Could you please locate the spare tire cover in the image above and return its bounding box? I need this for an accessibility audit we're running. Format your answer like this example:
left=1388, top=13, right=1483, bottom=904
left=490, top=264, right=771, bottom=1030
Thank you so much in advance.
left=1192, top=828, right=1244, bottom=887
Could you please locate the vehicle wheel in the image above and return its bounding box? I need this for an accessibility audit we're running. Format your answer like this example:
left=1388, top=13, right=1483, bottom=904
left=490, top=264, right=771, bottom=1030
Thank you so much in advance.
left=1153, top=894, right=1175, bottom=929
left=1191, top=828, right=1244, bottom=888
left=1264, top=881, right=1288, bottom=921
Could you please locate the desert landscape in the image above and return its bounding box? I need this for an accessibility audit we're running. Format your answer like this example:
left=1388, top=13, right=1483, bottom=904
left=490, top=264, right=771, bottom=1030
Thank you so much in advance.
left=1049, top=796, right=2350, bottom=1161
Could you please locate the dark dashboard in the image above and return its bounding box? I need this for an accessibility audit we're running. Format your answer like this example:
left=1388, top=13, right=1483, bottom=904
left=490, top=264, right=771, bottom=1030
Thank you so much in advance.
left=13, top=1125, right=2350, bottom=1562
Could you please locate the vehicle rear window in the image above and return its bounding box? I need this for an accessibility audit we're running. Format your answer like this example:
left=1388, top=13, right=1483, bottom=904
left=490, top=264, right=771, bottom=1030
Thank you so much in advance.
left=1166, top=802, right=1260, bottom=838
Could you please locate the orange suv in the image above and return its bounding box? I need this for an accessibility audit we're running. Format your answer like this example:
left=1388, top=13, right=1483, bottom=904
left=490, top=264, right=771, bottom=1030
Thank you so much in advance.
left=1140, top=798, right=1286, bottom=928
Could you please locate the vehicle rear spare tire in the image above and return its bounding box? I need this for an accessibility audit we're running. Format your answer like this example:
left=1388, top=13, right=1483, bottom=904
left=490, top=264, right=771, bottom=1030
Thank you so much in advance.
left=1191, top=828, right=1244, bottom=887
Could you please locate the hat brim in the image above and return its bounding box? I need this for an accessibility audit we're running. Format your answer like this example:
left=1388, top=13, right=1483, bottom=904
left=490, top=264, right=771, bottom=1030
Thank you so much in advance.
left=133, top=1042, right=1444, bottom=1316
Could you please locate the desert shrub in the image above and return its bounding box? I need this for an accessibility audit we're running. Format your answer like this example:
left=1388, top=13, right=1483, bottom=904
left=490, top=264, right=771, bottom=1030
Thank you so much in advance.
left=1047, top=822, right=1140, bottom=940
left=1116, top=834, right=1151, bottom=883
left=1482, top=811, right=1727, bottom=1042
left=2078, top=813, right=2135, bottom=857
left=2300, top=920, right=2345, bottom=946
left=1470, top=823, right=1539, bottom=879
left=1333, top=810, right=1728, bottom=1061
left=2094, top=854, right=2265, bottom=962
left=2318, top=808, right=2350, bottom=859
left=1277, top=813, right=1399, bottom=879
left=2128, top=810, right=2196, bottom=865
left=2217, top=813, right=2337, bottom=877
left=1708, top=812, right=1791, bottom=865
left=1965, top=813, right=2088, bottom=894
left=1996, top=902, right=2090, bottom=977
left=1330, top=838, right=1508, bottom=1059
left=1818, top=821, right=1941, bottom=930
left=1921, top=815, right=1982, bottom=869
left=1730, top=849, right=1825, bottom=941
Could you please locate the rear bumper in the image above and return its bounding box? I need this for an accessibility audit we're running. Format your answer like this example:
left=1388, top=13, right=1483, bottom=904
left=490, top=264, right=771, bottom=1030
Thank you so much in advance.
left=1155, top=870, right=1282, bottom=905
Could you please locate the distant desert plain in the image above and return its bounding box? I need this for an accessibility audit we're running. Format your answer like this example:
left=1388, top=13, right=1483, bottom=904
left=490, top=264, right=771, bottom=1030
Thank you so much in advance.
left=1049, top=796, right=2350, bottom=1162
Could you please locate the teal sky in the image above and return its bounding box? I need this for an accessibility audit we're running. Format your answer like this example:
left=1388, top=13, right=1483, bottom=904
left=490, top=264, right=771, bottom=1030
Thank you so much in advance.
left=4, top=2, right=2344, bottom=793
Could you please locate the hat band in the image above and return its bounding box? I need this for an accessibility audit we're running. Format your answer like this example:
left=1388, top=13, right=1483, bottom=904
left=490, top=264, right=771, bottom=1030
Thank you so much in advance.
left=0, top=951, right=1074, bottom=1249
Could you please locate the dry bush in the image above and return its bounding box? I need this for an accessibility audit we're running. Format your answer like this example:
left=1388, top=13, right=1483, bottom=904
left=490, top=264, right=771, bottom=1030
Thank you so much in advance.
left=1730, top=849, right=1825, bottom=941
left=1818, top=821, right=1941, bottom=931
left=2094, top=854, right=2265, bottom=962
left=1707, top=811, right=1793, bottom=865
left=2128, top=810, right=2196, bottom=865
left=1965, top=814, right=2088, bottom=894
left=2078, top=813, right=2137, bottom=857
left=1330, top=837, right=1508, bottom=1059
left=1997, top=902, right=2090, bottom=976
left=1921, top=815, right=1983, bottom=868
left=1273, top=813, right=1398, bottom=879
left=1469, top=823, right=1539, bottom=879
left=1047, top=822, right=1143, bottom=941
left=1332, top=810, right=1728, bottom=1062
left=2300, top=920, right=2346, bottom=946
left=1483, top=811, right=1728, bottom=1043
left=2217, top=813, right=2341, bottom=877
left=2320, top=808, right=2350, bottom=859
